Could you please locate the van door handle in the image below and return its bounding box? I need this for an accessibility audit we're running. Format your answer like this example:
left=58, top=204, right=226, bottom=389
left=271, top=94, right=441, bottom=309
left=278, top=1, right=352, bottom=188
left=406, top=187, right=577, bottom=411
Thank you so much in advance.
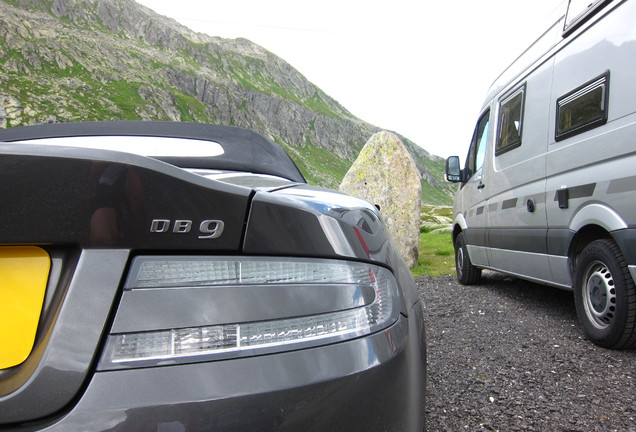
left=477, top=181, right=485, bottom=190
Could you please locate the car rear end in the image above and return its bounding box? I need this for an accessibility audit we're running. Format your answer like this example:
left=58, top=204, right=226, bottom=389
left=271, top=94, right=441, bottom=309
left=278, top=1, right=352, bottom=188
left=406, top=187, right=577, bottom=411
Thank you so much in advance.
left=0, top=122, right=426, bottom=431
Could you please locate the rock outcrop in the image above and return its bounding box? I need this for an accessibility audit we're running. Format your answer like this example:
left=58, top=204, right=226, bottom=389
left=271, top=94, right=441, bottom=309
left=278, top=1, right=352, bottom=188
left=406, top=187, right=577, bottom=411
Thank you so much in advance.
left=340, top=131, right=421, bottom=267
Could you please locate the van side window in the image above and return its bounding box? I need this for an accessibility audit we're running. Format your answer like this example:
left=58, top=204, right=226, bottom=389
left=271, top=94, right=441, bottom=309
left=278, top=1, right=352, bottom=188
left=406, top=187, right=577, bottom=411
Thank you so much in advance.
left=464, top=110, right=490, bottom=180
left=563, top=0, right=612, bottom=36
left=555, top=71, right=609, bottom=142
left=496, top=84, right=525, bottom=156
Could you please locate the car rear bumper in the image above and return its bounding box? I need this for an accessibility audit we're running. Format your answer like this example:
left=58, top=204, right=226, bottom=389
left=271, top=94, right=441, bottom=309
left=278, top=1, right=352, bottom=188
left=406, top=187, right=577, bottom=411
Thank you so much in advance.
left=18, top=310, right=425, bottom=432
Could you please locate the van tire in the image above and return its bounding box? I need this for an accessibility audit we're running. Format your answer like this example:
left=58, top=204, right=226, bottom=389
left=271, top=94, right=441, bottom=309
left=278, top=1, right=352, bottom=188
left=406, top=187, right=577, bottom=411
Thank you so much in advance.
left=573, top=239, right=636, bottom=349
left=455, top=232, right=481, bottom=285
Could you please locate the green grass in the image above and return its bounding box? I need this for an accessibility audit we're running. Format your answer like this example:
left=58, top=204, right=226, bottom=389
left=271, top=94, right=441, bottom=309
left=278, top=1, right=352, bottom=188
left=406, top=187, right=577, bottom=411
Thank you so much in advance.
left=106, top=81, right=145, bottom=119
left=303, top=92, right=342, bottom=119
left=279, top=140, right=351, bottom=188
left=226, top=58, right=344, bottom=120
left=173, top=91, right=210, bottom=122
left=411, top=231, right=456, bottom=278
left=421, top=179, right=453, bottom=206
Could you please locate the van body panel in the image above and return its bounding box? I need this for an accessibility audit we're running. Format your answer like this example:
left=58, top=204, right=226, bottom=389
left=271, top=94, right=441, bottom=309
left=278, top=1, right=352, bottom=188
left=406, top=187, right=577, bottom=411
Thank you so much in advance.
left=487, top=249, right=569, bottom=288
left=460, top=199, right=489, bottom=268
left=452, top=213, right=468, bottom=231
left=546, top=147, right=636, bottom=232
left=547, top=254, right=572, bottom=287
left=570, top=204, right=627, bottom=232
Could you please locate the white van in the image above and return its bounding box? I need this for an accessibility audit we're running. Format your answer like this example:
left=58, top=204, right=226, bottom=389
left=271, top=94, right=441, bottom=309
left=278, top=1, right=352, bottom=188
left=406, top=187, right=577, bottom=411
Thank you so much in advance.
left=445, top=0, right=636, bottom=349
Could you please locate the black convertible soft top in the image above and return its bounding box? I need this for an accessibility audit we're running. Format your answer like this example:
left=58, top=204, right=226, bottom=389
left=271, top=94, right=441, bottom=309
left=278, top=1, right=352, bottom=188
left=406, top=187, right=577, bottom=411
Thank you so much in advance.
left=0, top=121, right=306, bottom=183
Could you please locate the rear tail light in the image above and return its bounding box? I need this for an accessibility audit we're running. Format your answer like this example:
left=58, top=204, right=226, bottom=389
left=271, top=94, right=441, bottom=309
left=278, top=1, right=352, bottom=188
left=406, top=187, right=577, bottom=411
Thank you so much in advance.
left=100, top=257, right=400, bottom=369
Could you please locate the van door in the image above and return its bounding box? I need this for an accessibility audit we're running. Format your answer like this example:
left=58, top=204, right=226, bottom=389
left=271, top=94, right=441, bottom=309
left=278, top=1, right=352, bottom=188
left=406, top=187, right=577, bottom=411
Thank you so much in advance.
left=457, top=110, right=491, bottom=267
left=486, top=64, right=552, bottom=282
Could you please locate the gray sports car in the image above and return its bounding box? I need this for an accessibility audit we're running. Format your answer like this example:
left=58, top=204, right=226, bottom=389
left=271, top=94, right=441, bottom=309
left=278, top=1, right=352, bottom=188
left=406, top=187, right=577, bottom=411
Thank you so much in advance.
left=0, top=121, right=426, bottom=431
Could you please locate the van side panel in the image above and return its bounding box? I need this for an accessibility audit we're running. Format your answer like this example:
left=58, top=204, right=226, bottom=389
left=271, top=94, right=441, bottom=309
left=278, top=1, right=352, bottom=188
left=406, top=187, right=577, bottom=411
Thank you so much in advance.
left=546, top=0, right=636, bottom=284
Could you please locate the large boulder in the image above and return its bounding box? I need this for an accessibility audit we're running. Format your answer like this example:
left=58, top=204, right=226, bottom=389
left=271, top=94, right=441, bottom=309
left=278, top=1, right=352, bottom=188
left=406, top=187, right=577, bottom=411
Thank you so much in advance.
left=340, top=131, right=421, bottom=267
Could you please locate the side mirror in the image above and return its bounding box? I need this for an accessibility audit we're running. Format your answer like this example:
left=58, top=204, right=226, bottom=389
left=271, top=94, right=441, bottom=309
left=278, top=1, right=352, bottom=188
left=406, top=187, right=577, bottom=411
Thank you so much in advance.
left=445, top=156, right=463, bottom=183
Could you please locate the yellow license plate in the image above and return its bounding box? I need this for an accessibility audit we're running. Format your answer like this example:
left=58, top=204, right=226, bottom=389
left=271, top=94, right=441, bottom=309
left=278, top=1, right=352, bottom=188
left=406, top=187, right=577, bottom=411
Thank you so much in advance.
left=0, top=246, right=50, bottom=369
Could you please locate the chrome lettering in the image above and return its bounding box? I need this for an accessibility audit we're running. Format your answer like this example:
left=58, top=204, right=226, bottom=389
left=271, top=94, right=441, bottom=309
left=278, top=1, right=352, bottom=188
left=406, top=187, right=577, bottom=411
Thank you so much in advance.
left=199, top=220, right=224, bottom=239
left=173, top=220, right=192, bottom=233
left=150, top=219, right=170, bottom=233
left=150, top=219, right=224, bottom=239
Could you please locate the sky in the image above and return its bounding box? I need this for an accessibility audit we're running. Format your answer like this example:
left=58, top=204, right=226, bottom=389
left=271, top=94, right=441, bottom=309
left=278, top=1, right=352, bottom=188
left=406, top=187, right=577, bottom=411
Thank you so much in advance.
left=135, top=0, right=566, bottom=159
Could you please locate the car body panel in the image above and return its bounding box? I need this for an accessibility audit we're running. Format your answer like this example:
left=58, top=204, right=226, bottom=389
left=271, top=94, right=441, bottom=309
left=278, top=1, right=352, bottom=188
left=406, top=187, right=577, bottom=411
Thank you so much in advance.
left=0, top=144, right=251, bottom=250
left=10, top=314, right=425, bottom=432
left=243, top=185, right=420, bottom=312
left=0, top=122, right=426, bottom=430
left=0, top=249, right=129, bottom=424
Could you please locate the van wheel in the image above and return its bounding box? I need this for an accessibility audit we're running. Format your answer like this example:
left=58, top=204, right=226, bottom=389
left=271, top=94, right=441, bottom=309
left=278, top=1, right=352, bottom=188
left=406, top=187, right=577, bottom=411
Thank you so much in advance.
left=455, top=232, right=481, bottom=285
left=573, top=239, right=636, bottom=349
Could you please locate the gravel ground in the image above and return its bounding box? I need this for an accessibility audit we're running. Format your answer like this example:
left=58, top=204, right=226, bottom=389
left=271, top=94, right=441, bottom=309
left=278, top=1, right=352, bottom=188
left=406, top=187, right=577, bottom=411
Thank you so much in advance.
left=417, top=272, right=636, bottom=432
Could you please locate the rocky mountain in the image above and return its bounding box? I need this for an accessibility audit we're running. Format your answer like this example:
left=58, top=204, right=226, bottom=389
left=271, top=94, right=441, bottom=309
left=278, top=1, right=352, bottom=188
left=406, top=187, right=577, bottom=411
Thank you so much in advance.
left=0, top=0, right=455, bottom=204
